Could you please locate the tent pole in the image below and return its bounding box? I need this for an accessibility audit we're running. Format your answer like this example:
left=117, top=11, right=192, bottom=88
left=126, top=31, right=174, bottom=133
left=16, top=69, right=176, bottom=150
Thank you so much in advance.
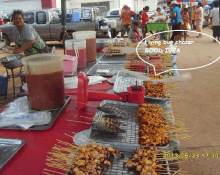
left=61, top=0, right=67, bottom=55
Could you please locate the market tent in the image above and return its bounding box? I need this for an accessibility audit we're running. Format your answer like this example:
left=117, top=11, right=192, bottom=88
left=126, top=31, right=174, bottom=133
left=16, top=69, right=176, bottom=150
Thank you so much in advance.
left=166, top=0, right=200, bottom=2
left=177, top=0, right=201, bottom=2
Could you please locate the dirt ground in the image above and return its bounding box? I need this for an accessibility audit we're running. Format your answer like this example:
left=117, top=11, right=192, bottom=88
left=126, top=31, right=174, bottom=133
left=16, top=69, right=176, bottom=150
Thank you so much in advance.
left=170, top=28, right=220, bottom=175
left=0, top=28, right=220, bottom=174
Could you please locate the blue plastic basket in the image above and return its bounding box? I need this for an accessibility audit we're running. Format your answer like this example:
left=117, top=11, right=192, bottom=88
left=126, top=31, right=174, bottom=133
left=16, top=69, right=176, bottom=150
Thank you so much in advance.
left=0, top=76, right=7, bottom=95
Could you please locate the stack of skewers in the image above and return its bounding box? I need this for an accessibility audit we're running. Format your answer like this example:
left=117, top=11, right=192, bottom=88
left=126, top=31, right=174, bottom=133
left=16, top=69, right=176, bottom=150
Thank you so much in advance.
left=137, top=103, right=170, bottom=147
left=104, top=46, right=124, bottom=56
left=144, top=74, right=167, bottom=99
left=44, top=138, right=122, bottom=175
left=149, top=56, right=163, bottom=74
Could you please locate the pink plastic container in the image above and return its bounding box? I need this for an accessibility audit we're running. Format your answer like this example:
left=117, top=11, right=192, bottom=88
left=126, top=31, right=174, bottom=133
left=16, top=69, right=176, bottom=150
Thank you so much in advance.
left=65, top=39, right=87, bottom=68
left=63, top=55, right=78, bottom=75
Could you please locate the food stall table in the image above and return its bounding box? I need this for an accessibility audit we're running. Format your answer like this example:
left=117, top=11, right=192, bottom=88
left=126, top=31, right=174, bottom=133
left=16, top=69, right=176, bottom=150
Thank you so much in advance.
left=147, top=23, right=169, bottom=38
left=0, top=81, right=113, bottom=175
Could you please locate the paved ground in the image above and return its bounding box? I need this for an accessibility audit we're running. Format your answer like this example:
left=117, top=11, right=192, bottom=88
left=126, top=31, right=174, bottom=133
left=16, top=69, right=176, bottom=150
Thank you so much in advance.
left=0, top=28, right=219, bottom=174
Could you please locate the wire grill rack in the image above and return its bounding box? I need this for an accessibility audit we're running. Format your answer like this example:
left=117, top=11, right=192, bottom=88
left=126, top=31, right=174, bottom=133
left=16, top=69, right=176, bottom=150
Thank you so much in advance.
left=113, top=71, right=144, bottom=94
left=89, top=100, right=175, bottom=152
left=102, top=151, right=171, bottom=175
left=66, top=151, right=173, bottom=175
left=86, top=64, right=125, bottom=76
left=113, top=71, right=170, bottom=101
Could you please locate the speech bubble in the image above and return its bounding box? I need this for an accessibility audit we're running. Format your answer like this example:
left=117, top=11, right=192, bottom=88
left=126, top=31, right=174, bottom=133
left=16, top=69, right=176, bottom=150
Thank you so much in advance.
left=136, top=30, right=220, bottom=75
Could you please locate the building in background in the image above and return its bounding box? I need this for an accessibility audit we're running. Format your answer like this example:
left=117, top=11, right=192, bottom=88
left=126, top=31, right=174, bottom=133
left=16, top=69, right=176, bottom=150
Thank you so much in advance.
left=68, top=0, right=119, bottom=11
left=0, top=0, right=61, bottom=11
left=133, top=0, right=158, bottom=12
left=0, top=0, right=158, bottom=15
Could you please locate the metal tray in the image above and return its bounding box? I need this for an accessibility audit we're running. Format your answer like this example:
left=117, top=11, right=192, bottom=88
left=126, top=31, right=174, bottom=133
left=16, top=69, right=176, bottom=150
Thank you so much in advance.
left=86, top=64, right=125, bottom=77
left=98, top=54, right=127, bottom=64
left=88, top=100, right=178, bottom=152
left=0, top=96, right=71, bottom=130
left=113, top=71, right=170, bottom=101
left=0, top=138, right=26, bottom=169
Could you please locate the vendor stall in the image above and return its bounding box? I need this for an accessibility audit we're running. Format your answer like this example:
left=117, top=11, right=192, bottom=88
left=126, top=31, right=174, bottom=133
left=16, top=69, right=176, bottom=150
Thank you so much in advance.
left=0, top=38, right=187, bottom=175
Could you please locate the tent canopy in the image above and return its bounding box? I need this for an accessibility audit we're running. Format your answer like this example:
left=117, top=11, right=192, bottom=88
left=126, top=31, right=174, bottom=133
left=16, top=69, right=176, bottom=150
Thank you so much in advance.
left=167, top=0, right=201, bottom=2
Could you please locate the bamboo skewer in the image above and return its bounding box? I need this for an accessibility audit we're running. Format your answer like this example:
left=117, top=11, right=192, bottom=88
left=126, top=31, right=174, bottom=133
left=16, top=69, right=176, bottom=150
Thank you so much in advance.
left=42, top=172, right=54, bottom=175
left=66, top=119, right=91, bottom=125
left=44, top=169, right=65, bottom=175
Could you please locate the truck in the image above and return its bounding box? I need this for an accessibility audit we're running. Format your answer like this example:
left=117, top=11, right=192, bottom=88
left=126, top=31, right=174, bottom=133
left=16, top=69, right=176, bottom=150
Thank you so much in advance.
left=0, top=8, right=97, bottom=45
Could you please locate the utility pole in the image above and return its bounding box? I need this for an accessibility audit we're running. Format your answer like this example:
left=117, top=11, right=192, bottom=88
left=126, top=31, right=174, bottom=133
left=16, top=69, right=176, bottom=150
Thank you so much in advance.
left=61, top=0, right=67, bottom=54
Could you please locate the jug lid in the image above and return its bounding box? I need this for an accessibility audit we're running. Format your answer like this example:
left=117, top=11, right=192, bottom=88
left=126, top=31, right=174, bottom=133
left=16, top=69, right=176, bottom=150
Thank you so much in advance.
left=72, top=31, right=96, bottom=39
left=22, top=53, right=63, bottom=66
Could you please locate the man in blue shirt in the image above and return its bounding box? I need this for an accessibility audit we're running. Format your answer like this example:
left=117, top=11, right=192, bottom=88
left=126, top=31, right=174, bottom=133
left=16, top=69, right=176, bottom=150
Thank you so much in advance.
left=169, top=1, right=182, bottom=42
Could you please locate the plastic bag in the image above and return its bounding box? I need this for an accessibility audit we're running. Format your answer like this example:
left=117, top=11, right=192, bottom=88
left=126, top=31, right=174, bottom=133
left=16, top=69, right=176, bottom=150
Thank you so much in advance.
left=0, top=111, right=51, bottom=130
left=1, top=96, right=31, bottom=115
left=0, top=96, right=52, bottom=130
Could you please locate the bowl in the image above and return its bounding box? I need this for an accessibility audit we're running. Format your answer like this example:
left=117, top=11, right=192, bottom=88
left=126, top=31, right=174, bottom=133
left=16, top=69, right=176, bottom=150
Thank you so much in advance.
left=0, top=54, right=24, bottom=69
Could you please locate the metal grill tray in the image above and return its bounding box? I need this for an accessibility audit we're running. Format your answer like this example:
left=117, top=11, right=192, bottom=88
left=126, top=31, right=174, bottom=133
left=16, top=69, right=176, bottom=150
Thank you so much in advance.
left=0, top=138, right=25, bottom=169
left=66, top=151, right=172, bottom=175
left=87, top=100, right=178, bottom=152
left=113, top=71, right=170, bottom=101
left=98, top=54, right=127, bottom=64
left=86, top=64, right=125, bottom=77
left=0, top=96, right=71, bottom=130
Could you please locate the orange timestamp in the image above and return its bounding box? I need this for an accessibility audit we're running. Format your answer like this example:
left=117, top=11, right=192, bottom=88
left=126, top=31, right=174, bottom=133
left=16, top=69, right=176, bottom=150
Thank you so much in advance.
left=163, top=153, right=219, bottom=159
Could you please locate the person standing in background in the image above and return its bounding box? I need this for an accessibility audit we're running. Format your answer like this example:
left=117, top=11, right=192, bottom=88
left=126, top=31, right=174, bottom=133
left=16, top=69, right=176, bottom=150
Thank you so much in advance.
left=169, top=1, right=182, bottom=42
left=180, top=8, right=189, bottom=41
left=120, top=5, right=137, bottom=38
left=195, top=2, right=203, bottom=38
left=210, top=1, right=220, bottom=42
left=167, top=1, right=173, bottom=40
left=191, top=6, right=196, bottom=29
left=141, top=6, right=153, bottom=39
left=188, top=7, right=192, bottom=29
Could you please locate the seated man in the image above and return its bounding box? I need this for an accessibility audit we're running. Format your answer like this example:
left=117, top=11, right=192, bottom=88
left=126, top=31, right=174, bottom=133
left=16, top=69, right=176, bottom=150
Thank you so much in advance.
left=128, top=21, right=142, bottom=42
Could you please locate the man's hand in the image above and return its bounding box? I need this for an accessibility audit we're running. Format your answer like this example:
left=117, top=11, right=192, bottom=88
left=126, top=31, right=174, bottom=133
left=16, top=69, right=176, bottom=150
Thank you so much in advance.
left=14, top=48, right=23, bottom=54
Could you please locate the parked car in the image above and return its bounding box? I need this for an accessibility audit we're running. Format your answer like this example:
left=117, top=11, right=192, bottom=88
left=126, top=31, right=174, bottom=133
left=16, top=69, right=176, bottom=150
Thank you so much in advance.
left=0, top=8, right=96, bottom=45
